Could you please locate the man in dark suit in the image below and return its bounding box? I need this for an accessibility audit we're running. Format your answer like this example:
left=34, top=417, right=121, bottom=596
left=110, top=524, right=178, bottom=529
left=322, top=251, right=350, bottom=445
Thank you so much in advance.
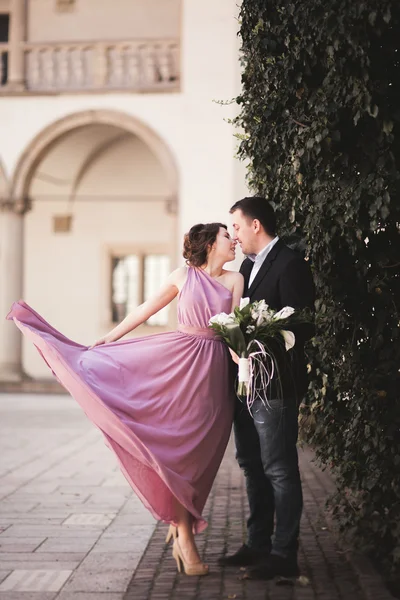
left=219, top=197, right=315, bottom=579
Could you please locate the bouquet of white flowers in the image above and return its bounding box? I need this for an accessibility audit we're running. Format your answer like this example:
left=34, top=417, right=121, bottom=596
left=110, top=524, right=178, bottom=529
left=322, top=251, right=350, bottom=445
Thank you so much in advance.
left=209, top=298, right=304, bottom=410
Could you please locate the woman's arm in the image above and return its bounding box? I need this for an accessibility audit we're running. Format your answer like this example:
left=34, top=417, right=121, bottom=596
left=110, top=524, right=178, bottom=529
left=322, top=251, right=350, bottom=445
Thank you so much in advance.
left=229, top=272, right=245, bottom=364
left=230, top=272, right=245, bottom=312
left=90, top=267, right=187, bottom=347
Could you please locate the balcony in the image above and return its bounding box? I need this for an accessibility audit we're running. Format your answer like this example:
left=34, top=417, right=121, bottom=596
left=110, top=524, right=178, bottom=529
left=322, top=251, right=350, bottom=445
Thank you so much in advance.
left=0, top=38, right=180, bottom=93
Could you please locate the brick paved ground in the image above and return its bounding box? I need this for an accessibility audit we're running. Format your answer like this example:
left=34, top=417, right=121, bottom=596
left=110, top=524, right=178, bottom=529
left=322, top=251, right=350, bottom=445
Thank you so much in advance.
left=0, top=394, right=395, bottom=600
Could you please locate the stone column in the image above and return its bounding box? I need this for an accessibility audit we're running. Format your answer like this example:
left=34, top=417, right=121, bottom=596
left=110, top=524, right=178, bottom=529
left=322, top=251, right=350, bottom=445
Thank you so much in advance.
left=7, top=0, right=26, bottom=91
left=0, top=199, right=28, bottom=381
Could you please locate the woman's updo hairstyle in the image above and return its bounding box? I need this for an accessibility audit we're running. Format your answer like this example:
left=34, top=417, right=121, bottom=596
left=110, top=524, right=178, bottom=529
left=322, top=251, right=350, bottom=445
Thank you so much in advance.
left=183, top=223, right=227, bottom=267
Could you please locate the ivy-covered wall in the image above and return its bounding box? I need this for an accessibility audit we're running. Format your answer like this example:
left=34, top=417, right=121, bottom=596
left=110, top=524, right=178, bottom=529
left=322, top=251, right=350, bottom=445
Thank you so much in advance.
left=236, top=0, right=400, bottom=578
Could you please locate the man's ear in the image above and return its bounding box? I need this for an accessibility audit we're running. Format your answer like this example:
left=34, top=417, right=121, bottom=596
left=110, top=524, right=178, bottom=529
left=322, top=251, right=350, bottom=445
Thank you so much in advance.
left=253, top=219, right=262, bottom=233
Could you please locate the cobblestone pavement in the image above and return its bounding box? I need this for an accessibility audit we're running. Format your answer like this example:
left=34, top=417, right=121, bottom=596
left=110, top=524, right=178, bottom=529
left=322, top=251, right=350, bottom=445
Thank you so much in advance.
left=0, top=394, right=394, bottom=600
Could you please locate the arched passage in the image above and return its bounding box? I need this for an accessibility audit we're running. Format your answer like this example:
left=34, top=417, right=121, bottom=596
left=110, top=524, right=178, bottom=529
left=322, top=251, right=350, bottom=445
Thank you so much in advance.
left=3, top=110, right=180, bottom=380
left=10, top=109, right=178, bottom=202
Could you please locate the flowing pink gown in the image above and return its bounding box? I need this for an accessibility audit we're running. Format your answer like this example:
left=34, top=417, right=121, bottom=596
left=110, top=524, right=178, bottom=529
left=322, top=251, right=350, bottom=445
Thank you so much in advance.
left=7, top=267, right=234, bottom=532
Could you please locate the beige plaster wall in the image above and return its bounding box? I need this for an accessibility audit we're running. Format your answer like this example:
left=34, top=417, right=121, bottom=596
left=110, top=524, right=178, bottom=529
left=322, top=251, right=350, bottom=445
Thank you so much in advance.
left=27, top=0, right=181, bottom=43
left=0, top=0, right=10, bottom=14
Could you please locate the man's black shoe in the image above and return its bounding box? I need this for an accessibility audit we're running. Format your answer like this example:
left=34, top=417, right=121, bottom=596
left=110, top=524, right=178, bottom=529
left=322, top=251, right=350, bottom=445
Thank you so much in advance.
left=244, top=553, right=300, bottom=580
left=218, top=544, right=270, bottom=567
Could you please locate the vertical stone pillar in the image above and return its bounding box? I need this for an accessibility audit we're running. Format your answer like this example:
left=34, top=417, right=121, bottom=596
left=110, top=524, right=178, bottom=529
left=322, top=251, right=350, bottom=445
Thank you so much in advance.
left=0, top=199, right=28, bottom=381
left=7, top=0, right=26, bottom=91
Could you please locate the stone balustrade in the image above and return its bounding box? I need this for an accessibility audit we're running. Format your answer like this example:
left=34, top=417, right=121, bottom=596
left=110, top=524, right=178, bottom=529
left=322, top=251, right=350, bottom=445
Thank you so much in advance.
left=0, top=38, right=180, bottom=92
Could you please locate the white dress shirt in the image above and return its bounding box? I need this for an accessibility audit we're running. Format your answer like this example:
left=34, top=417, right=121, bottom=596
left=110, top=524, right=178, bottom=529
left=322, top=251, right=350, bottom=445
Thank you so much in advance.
left=248, top=236, right=280, bottom=287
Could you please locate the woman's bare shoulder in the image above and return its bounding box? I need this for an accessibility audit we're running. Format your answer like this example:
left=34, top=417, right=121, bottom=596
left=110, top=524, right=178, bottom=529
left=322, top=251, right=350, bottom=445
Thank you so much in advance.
left=168, top=265, right=189, bottom=291
left=222, top=270, right=244, bottom=284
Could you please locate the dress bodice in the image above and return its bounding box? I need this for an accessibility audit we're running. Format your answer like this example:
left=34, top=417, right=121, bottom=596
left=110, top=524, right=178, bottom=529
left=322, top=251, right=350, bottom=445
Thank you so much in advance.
left=177, top=267, right=232, bottom=328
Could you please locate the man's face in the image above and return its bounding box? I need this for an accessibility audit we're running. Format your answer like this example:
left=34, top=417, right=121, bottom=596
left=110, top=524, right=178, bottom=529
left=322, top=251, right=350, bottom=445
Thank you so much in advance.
left=231, top=209, right=258, bottom=256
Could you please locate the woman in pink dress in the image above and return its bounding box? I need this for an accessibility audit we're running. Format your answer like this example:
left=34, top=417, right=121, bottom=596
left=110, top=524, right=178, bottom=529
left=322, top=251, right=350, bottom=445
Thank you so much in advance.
left=7, top=223, right=244, bottom=576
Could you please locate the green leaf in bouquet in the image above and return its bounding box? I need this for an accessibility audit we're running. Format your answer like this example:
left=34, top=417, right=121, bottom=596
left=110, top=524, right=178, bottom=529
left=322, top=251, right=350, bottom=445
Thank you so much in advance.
left=224, top=323, right=247, bottom=355
left=209, top=322, right=221, bottom=334
left=233, top=306, right=244, bottom=321
left=240, top=303, right=252, bottom=318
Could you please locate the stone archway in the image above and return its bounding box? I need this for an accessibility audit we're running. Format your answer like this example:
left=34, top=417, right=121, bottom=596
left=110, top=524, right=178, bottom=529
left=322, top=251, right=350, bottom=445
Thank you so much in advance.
left=1, top=110, right=179, bottom=381
left=10, top=109, right=179, bottom=204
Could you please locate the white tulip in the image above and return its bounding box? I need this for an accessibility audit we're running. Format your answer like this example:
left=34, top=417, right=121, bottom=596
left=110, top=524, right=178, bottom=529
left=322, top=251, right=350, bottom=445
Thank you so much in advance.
left=274, top=306, right=295, bottom=321
left=209, top=312, right=235, bottom=326
left=239, top=297, right=250, bottom=309
left=222, top=313, right=236, bottom=325
left=280, top=329, right=295, bottom=351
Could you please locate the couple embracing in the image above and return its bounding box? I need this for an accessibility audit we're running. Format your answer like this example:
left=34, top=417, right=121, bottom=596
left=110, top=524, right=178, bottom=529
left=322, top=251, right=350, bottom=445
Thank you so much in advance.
left=7, top=196, right=315, bottom=580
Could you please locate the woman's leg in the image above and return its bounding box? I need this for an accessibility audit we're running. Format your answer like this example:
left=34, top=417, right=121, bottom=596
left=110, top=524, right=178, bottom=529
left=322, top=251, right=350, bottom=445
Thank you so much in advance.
left=172, top=497, right=205, bottom=565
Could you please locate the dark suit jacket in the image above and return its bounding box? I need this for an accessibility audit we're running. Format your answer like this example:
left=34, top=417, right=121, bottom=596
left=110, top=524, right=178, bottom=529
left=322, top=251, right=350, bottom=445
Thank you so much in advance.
left=240, top=239, right=315, bottom=401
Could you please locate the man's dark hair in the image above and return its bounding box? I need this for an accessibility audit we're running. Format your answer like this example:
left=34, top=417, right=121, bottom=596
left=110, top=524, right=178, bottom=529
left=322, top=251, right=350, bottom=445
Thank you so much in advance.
left=229, top=197, right=277, bottom=237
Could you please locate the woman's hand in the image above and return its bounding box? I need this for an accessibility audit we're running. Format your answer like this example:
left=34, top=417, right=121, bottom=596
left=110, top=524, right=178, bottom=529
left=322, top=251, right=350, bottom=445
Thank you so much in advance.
left=229, top=348, right=240, bottom=365
left=89, top=336, right=110, bottom=349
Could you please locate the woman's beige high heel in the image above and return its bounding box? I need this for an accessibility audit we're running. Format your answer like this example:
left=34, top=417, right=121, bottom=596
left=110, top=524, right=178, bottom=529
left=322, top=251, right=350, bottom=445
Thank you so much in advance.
left=165, top=525, right=178, bottom=544
left=172, top=539, right=209, bottom=576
